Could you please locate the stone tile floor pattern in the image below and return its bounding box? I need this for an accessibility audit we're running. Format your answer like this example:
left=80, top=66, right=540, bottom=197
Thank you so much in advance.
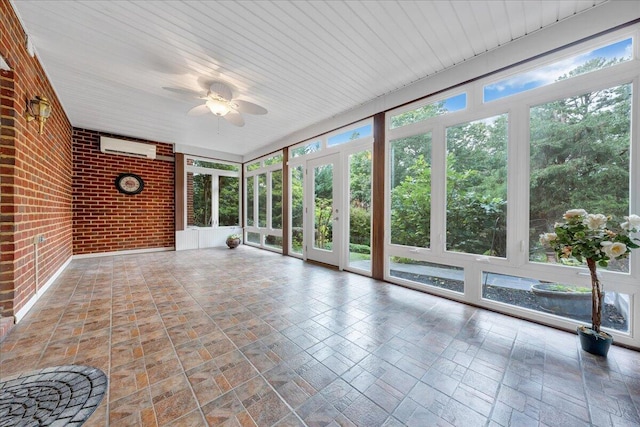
left=0, top=365, right=107, bottom=426
left=0, top=247, right=639, bottom=426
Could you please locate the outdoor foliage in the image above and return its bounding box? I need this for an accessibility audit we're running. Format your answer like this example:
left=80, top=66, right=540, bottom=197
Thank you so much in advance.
left=190, top=173, right=212, bottom=227
left=291, top=166, right=304, bottom=252
left=529, top=59, right=631, bottom=264
left=389, top=57, right=631, bottom=262
left=218, top=176, right=239, bottom=226
left=390, top=115, right=508, bottom=257
left=191, top=53, right=633, bottom=273
left=190, top=173, right=239, bottom=227
left=390, top=134, right=432, bottom=247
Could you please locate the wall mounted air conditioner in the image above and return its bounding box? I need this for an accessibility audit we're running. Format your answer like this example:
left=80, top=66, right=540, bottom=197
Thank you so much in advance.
left=100, top=136, right=156, bottom=159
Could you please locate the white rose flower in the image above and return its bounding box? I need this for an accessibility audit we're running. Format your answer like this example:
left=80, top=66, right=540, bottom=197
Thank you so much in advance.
left=539, top=233, right=557, bottom=245
left=563, top=209, right=587, bottom=219
left=601, top=241, right=628, bottom=258
left=621, top=214, right=640, bottom=231
left=583, top=213, right=607, bottom=230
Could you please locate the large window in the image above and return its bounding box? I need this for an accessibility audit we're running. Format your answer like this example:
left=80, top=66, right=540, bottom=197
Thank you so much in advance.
left=272, top=169, right=283, bottom=229
left=246, top=177, right=255, bottom=227
left=390, top=134, right=432, bottom=248
left=186, top=158, right=240, bottom=228
left=290, top=165, right=304, bottom=255
left=219, top=176, right=239, bottom=227
left=446, top=114, right=507, bottom=257
left=529, top=83, right=632, bottom=270
left=348, top=150, right=372, bottom=269
left=258, top=173, right=267, bottom=228
left=245, top=152, right=284, bottom=252
left=384, top=30, right=639, bottom=347
left=188, top=173, right=212, bottom=227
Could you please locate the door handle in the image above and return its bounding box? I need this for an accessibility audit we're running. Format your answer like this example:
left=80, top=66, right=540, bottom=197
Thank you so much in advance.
left=334, top=217, right=339, bottom=221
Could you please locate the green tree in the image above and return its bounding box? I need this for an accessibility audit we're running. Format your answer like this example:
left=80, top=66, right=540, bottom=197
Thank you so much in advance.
left=219, top=176, right=239, bottom=226
left=391, top=101, right=446, bottom=128
left=529, top=59, right=631, bottom=259
left=192, top=173, right=212, bottom=227
left=291, top=166, right=304, bottom=252
left=258, top=174, right=267, bottom=227
left=390, top=155, right=432, bottom=247
left=271, top=169, right=283, bottom=229
left=348, top=150, right=372, bottom=247
left=390, top=115, right=508, bottom=256
left=446, top=115, right=508, bottom=256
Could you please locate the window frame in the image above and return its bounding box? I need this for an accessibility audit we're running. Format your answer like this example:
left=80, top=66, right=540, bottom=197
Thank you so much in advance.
left=244, top=152, right=284, bottom=252
left=185, top=156, right=241, bottom=229
left=384, top=27, right=640, bottom=345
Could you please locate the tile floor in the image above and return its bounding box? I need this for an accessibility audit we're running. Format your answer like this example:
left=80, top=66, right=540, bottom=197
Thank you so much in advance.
left=1, top=247, right=639, bottom=426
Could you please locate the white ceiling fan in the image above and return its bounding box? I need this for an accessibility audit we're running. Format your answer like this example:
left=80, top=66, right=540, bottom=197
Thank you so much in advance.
left=163, top=81, right=267, bottom=127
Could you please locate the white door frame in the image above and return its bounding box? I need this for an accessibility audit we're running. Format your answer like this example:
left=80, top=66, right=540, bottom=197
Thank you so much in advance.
left=305, top=153, right=343, bottom=267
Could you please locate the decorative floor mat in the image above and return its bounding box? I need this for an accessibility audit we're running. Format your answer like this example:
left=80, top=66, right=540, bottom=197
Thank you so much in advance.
left=0, top=365, right=107, bottom=426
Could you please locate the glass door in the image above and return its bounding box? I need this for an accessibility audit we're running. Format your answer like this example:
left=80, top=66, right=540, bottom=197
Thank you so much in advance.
left=346, top=148, right=372, bottom=273
left=306, top=153, right=341, bottom=266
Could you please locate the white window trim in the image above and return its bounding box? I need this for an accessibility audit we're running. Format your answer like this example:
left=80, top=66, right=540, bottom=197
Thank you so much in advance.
left=244, top=152, right=284, bottom=252
left=184, top=156, right=241, bottom=229
left=384, top=27, right=640, bottom=347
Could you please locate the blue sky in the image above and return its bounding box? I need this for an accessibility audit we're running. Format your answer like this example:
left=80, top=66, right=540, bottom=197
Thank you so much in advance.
left=484, top=38, right=633, bottom=102
left=442, top=93, right=467, bottom=112
left=327, top=124, right=372, bottom=146
left=342, top=38, right=632, bottom=133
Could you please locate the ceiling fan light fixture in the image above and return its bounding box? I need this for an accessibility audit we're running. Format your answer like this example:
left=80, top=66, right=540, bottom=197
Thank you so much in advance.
left=206, top=99, right=230, bottom=116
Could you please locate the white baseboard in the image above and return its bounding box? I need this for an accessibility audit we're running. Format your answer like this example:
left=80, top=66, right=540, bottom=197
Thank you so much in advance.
left=72, top=247, right=174, bottom=259
left=15, top=255, right=72, bottom=323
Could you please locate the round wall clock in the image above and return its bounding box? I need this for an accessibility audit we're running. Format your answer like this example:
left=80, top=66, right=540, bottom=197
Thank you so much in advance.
left=115, top=173, right=144, bottom=195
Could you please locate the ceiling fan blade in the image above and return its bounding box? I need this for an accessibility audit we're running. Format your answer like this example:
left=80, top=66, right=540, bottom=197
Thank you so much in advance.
left=209, top=81, right=233, bottom=101
left=187, top=104, right=210, bottom=116
left=224, top=111, right=245, bottom=127
left=162, top=87, right=203, bottom=99
left=233, top=100, right=268, bottom=115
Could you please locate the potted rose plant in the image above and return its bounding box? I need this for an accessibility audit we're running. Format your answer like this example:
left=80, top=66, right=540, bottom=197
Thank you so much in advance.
left=540, top=209, right=639, bottom=356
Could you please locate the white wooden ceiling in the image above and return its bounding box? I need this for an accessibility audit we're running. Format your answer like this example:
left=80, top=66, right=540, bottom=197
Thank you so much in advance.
left=11, top=0, right=610, bottom=159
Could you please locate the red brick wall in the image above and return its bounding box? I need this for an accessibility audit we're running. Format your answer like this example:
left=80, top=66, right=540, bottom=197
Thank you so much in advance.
left=0, top=0, right=73, bottom=319
left=72, top=129, right=175, bottom=254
